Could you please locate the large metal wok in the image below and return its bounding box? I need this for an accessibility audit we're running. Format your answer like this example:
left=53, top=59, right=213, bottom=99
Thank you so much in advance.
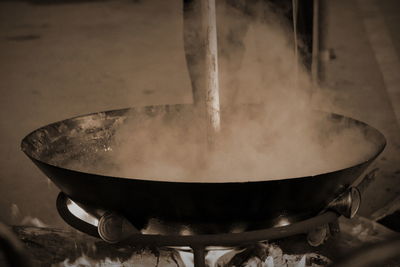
left=21, top=104, right=386, bottom=235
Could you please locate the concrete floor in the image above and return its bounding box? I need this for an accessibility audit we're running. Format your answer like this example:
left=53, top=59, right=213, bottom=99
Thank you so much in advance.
left=0, top=0, right=399, bottom=227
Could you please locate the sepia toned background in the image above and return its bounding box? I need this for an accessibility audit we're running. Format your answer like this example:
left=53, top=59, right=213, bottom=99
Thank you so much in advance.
left=0, top=0, right=399, bottom=229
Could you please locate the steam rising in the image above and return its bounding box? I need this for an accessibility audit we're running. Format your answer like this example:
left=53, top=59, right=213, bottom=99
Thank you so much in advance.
left=97, top=2, right=377, bottom=182
left=104, top=105, right=376, bottom=182
left=47, top=1, right=378, bottom=182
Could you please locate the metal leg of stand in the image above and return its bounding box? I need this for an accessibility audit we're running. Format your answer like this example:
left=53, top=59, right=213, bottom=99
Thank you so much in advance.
left=192, top=246, right=206, bottom=267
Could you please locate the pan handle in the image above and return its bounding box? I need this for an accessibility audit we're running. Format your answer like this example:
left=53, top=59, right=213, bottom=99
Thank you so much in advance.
left=306, top=187, right=361, bottom=247
left=98, top=212, right=139, bottom=244
left=327, top=187, right=361, bottom=218
left=57, top=192, right=139, bottom=243
left=56, top=192, right=101, bottom=238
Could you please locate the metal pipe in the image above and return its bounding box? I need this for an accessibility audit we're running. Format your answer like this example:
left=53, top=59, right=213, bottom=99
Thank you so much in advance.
left=311, top=0, right=320, bottom=85
left=119, top=212, right=338, bottom=247
left=202, top=0, right=221, bottom=144
left=192, top=245, right=207, bottom=267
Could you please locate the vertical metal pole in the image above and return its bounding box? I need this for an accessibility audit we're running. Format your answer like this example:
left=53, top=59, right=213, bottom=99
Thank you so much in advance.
left=311, top=0, right=320, bottom=86
left=192, top=245, right=206, bottom=267
left=202, top=0, right=221, bottom=145
left=292, top=0, right=299, bottom=90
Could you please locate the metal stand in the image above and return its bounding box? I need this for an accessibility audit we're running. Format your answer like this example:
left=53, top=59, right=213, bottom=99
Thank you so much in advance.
left=57, top=192, right=343, bottom=267
left=192, top=246, right=206, bottom=267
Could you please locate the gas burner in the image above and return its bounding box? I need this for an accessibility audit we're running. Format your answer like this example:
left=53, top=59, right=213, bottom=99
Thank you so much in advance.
left=56, top=189, right=361, bottom=267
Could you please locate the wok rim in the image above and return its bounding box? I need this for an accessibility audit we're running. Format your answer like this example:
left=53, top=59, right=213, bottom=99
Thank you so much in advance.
left=21, top=106, right=387, bottom=185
